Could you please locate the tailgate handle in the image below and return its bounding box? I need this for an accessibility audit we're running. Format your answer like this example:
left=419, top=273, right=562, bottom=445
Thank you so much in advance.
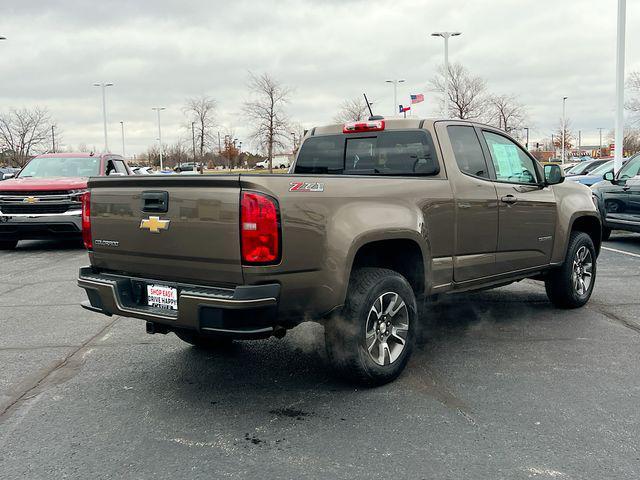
left=141, top=191, right=169, bottom=213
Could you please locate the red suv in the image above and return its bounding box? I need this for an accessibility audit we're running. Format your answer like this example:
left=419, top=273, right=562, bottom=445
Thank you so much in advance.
left=0, top=153, right=131, bottom=249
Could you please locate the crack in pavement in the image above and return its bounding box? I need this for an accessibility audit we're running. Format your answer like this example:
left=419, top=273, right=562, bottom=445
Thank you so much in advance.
left=0, top=316, right=120, bottom=423
left=588, top=303, right=640, bottom=334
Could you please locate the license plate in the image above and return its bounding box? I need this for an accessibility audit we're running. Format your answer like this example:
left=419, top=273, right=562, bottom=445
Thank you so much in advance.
left=147, top=284, right=178, bottom=310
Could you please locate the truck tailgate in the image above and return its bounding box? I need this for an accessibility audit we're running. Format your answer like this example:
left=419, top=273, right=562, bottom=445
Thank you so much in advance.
left=87, top=175, right=243, bottom=286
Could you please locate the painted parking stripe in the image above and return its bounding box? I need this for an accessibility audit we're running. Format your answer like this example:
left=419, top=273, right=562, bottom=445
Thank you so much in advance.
left=602, top=246, right=640, bottom=259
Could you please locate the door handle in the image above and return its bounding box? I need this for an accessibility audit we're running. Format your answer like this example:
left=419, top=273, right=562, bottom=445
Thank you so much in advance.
left=501, top=195, right=518, bottom=205
left=623, top=186, right=630, bottom=191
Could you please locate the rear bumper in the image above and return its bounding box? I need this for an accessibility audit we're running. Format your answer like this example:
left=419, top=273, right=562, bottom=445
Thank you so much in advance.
left=0, top=210, right=82, bottom=240
left=77, top=267, right=281, bottom=338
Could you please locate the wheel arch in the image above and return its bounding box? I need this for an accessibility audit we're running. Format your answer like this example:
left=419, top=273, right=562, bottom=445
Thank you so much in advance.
left=343, top=233, right=429, bottom=302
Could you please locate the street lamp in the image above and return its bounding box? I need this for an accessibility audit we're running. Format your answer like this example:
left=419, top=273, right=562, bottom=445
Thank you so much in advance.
left=93, top=82, right=114, bottom=152
left=290, top=132, right=298, bottom=152
left=431, top=32, right=462, bottom=118
left=120, top=121, right=125, bottom=158
left=385, top=79, right=405, bottom=117
left=561, top=96, right=568, bottom=164
left=523, top=127, right=530, bottom=150
left=614, top=0, right=626, bottom=173
left=598, top=128, right=604, bottom=157
left=152, top=107, right=166, bottom=170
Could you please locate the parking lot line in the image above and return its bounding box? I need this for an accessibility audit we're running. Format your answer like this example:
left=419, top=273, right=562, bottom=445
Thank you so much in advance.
left=601, top=246, right=640, bottom=259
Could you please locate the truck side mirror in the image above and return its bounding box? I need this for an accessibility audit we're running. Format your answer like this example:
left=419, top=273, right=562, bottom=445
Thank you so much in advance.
left=603, top=171, right=615, bottom=183
left=544, top=164, right=564, bottom=185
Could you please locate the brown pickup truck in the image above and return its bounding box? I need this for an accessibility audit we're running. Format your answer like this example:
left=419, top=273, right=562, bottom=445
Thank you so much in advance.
left=78, top=118, right=601, bottom=385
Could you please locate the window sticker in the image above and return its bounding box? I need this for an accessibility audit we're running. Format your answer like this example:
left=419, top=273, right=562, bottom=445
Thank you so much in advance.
left=491, top=143, right=521, bottom=178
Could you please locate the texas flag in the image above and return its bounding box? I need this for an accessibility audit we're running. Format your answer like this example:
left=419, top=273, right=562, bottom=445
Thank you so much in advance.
left=410, top=94, right=424, bottom=104
left=399, top=105, right=411, bottom=113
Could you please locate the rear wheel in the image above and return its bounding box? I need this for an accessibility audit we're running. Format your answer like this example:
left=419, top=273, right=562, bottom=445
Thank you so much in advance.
left=545, top=231, right=596, bottom=309
left=0, top=240, right=18, bottom=250
left=175, top=330, right=233, bottom=349
left=325, top=268, right=417, bottom=386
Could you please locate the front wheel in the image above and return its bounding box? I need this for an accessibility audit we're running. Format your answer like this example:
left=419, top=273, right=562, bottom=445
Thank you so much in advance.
left=325, top=268, right=417, bottom=386
left=545, top=231, right=597, bottom=308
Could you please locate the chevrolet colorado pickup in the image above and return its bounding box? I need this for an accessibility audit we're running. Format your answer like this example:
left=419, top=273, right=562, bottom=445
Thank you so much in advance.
left=78, top=118, right=601, bottom=385
left=0, top=153, right=131, bottom=249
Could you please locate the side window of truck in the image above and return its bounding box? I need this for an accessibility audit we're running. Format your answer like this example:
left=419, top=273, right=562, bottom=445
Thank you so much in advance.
left=447, top=126, right=490, bottom=179
left=482, top=131, right=539, bottom=185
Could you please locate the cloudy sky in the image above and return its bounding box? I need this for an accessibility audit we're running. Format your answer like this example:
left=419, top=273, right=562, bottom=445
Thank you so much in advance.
left=1, top=0, right=639, bottom=156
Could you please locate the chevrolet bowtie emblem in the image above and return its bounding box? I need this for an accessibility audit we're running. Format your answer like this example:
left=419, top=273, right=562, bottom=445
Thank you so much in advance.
left=140, top=216, right=170, bottom=233
left=23, top=196, right=39, bottom=204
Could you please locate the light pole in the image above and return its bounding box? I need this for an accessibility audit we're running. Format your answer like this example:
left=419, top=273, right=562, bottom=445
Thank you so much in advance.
left=191, top=121, right=197, bottom=173
left=51, top=125, right=56, bottom=153
left=152, top=107, right=166, bottom=170
left=290, top=132, right=297, bottom=152
left=385, top=79, right=405, bottom=117
left=524, top=127, right=529, bottom=150
left=431, top=31, right=462, bottom=118
left=120, top=121, right=125, bottom=158
left=598, top=128, right=604, bottom=157
left=614, top=0, right=626, bottom=173
left=93, top=82, right=114, bottom=152
left=561, top=96, right=568, bottom=164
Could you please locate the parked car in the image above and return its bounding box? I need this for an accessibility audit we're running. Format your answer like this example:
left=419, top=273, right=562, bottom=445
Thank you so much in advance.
left=0, top=167, right=20, bottom=180
left=565, top=159, right=610, bottom=176
left=591, top=153, right=640, bottom=240
left=78, top=118, right=600, bottom=385
left=174, top=162, right=203, bottom=173
left=255, top=156, right=291, bottom=169
left=0, top=153, right=132, bottom=249
left=567, top=160, right=628, bottom=186
left=132, top=166, right=154, bottom=175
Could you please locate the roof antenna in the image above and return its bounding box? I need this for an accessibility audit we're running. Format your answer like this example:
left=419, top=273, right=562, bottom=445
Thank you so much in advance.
left=364, top=93, right=384, bottom=121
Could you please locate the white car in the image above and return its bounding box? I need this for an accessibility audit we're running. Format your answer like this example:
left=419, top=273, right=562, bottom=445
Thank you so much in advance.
left=255, top=156, right=291, bottom=169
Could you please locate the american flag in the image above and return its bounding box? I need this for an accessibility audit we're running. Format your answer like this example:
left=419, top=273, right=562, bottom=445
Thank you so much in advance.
left=399, top=105, right=411, bottom=113
left=410, top=94, right=424, bottom=104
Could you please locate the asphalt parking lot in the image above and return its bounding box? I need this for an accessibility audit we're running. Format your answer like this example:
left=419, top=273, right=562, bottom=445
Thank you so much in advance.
left=1, top=234, right=639, bottom=480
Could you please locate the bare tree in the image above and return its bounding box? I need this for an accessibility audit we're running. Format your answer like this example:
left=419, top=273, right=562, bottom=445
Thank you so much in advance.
left=0, top=107, right=55, bottom=167
left=627, top=71, right=640, bottom=117
left=430, top=63, right=489, bottom=120
left=183, top=95, right=217, bottom=160
left=553, top=119, right=574, bottom=152
left=243, top=72, right=291, bottom=173
left=488, top=94, right=527, bottom=133
left=333, top=97, right=369, bottom=123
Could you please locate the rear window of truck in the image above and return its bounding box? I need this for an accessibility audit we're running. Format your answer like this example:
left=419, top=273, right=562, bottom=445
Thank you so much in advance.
left=294, top=130, right=439, bottom=176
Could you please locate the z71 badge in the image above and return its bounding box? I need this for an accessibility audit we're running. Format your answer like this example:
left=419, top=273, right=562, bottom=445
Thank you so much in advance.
left=289, top=182, right=324, bottom=192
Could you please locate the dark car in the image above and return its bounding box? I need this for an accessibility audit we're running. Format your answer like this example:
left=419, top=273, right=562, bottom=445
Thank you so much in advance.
left=591, top=153, right=640, bottom=240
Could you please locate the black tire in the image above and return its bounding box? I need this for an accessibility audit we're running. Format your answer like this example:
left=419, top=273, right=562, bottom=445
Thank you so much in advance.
left=545, top=231, right=597, bottom=309
left=175, top=330, right=233, bottom=349
left=325, top=267, right=417, bottom=386
left=0, top=240, right=18, bottom=250
left=601, top=227, right=612, bottom=241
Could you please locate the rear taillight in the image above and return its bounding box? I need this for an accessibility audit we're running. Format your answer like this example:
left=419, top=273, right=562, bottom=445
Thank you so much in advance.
left=343, top=120, right=385, bottom=133
left=81, top=191, right=92, bottom=249
left=241, top=191, right=280, bottom=264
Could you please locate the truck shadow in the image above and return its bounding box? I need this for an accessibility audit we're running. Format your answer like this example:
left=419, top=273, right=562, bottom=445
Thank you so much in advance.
left=14, top=239, right=84, bottom=251
left=144, top=285, right=556, bottom=400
